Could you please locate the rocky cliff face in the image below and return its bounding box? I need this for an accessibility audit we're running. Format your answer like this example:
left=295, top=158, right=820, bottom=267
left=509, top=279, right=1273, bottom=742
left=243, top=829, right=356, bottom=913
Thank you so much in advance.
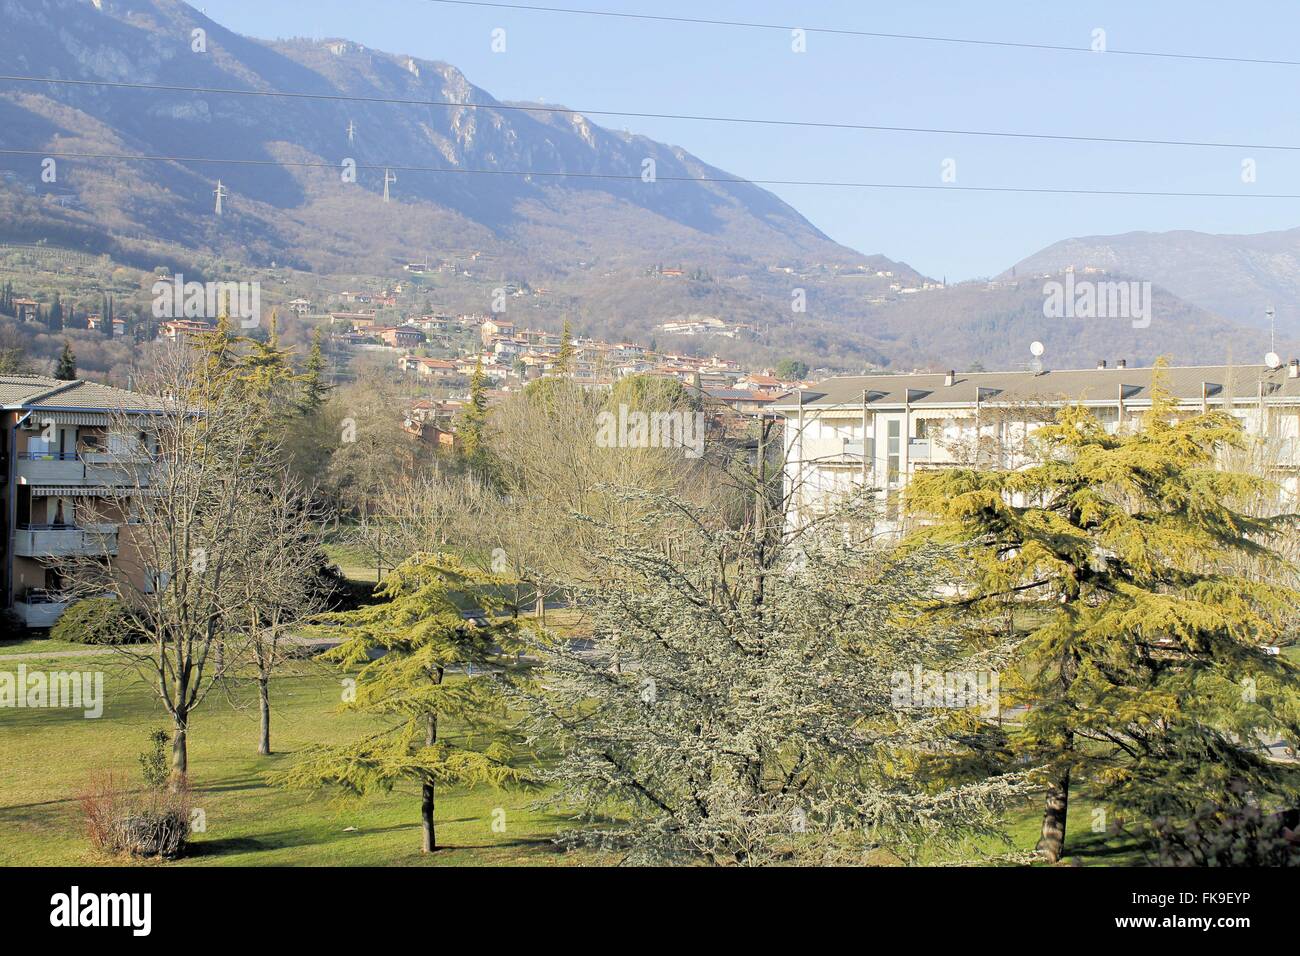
left=0, top=0, right=893, bottom=276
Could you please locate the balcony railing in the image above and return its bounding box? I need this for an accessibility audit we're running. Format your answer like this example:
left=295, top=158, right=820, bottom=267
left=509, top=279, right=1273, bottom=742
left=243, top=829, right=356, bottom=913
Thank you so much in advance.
left=13, top=523, right=118, bottom=557
left=15, top=451, right=84, bottom=484
left=13, top=589, right=116, bottom=628
left=81, top=449, right=153, bottom=486
left=15, top=448, right=153, bottom=487
left=14, top=588, right=69, bottom=628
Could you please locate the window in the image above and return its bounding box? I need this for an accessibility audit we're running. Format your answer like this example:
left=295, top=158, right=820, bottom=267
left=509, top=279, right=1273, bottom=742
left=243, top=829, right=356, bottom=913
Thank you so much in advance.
left=887, top=420, right=900, bottom=485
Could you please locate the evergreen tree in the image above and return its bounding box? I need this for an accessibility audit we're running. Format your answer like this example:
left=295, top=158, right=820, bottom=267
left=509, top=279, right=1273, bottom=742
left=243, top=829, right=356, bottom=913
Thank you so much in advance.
left=49, top=292, right=63, bottom=331
left=271, top=553, right=530, bottom=852
left=0, top=346, right=31, bottom=375
left=553, top=319, right=575, bottom=376
left=54, top=340, right=77, bottom=381
left=459, top=358, right=491, bottom=475
left=233, top=311, right=299, bottom=448
left=236, top=311, right=292, bottom=401
left=775, top=358, right=809, bottom=381
left=906, top=366, right=1300, bottom=862
left=194, top=311, right=239, bottom=388
left=298, top=327, right=331, bottom=414
left=518, top=494, right=1031, bottom=864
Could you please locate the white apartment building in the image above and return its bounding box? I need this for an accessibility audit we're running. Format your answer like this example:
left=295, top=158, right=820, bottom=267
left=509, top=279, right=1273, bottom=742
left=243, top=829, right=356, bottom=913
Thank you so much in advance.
left=771, top=361, right=1300, bottom=525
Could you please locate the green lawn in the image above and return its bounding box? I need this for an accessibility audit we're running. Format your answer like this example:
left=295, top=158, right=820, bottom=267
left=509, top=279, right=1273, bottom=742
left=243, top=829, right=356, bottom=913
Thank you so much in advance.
left=322, top=542, right=382, bottom=585
left=0, top=650, right=587, bottom=867
left=0, top=638, right=101, bottom=656
left=988, top=798, right=1147, bottom=866
left=0, top=635, right=1143, bottom=866
left=0, top=650, right=1138, bottom=868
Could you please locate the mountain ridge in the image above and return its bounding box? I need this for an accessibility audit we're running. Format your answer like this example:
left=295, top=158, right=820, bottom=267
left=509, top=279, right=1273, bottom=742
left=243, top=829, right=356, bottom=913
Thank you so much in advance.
left=0, top=0, right=893, bottom=276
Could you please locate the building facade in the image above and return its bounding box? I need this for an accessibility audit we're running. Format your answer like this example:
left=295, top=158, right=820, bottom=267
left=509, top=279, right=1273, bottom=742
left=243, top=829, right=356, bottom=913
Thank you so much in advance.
left=771, top=362, right=1300, bottom=526
left=1, top=376, right=163, bottom=628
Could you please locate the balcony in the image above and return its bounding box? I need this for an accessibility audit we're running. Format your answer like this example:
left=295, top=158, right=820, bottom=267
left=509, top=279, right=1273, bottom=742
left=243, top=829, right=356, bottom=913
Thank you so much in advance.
left=81, top=450, right=152, bottom=487
left=842, top=438, right=875, bottom=459
left=15, top=451, right=84, bottom=485
left=13, top=589, right=70, bottom=628
left=13, top=524, right=118, bottom=558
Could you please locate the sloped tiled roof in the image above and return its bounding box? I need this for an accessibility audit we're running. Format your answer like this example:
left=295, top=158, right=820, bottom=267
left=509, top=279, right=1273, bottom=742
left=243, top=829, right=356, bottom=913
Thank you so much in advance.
left=0, top=376, right=165, bottom=412
left=773, top=364, right=1300, bottom=410
left=700, top=388, right=784, bottom=402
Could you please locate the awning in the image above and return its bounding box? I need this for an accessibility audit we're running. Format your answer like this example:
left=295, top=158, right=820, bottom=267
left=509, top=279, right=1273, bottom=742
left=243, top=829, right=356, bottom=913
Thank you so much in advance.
left=29, top=486, right=136, bottom=497
left=25, top=412, right=111, bottom=426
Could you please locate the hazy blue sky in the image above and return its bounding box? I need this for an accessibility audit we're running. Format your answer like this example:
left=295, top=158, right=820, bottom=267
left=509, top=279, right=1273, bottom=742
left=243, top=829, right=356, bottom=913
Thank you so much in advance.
left=196, top=0, right=1300, bottom=280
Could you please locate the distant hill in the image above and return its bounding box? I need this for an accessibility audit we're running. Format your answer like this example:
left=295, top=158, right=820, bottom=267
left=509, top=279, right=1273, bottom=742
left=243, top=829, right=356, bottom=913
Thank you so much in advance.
left=1004, top=228, right=1300, bottom=336
left=851, top=273, right=1293, bottom=372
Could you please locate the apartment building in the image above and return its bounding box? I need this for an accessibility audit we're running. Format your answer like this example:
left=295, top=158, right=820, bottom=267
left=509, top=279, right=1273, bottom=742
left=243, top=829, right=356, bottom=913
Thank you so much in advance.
left=1, top=376, right=164, bottom=628
left=771, top=361, right=1300, bottom=524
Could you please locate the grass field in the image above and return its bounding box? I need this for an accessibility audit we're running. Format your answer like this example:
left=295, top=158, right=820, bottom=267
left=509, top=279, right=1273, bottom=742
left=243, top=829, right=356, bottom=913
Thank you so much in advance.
left=0, top=634, right=1139, bottom=866
left=0, top=646, right=587, bottom=867
left=0, top=638, right=103, bottom=657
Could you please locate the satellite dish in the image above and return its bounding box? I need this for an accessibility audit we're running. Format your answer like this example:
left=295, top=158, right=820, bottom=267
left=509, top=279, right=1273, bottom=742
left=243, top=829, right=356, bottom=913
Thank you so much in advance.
left=1029, top=341, right=1045, bottom=357
left=1266, top=351, right=1282, bottom=369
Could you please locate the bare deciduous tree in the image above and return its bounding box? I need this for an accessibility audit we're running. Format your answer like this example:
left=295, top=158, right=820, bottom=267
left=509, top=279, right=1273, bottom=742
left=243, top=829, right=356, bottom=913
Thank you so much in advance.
left=226, top=472, right=330, bottom=755
left=62, top=347, right=280, bottom=784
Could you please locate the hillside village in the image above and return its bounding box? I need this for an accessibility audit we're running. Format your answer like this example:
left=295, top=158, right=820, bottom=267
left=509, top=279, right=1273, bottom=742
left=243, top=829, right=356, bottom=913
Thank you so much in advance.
left=333, top=308, right=808, bottom=447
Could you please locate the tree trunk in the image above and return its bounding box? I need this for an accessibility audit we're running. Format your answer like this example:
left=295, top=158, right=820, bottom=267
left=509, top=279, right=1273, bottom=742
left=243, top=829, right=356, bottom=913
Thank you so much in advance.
left=257, top=676, right=271, bottom=755
left=1038, top=648, right=1079, bottom=864
left=1037, top=736, right=1073, bottom=863
left=421, top=781, right=435, bottom=853
left=534, top=584, right=545, bottom=622
left=170, top=712, right=188, bottom=790
left=421, top=712, right=438, bottom=852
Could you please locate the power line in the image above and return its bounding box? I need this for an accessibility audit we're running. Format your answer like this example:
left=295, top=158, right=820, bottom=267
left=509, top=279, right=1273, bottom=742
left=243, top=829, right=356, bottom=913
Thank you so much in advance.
left=422, top=0, right=1300, bottom=68
left=2, top=74, right=1298, bottom=153
left=1, top=147, right=1297, bottom=199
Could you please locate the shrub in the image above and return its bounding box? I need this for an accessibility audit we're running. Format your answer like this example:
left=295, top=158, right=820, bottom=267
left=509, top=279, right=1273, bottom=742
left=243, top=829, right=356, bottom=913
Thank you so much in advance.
left=79, top=772, right=191, bottom=859
left=317, top=561, right=379, bottom=612
left=50, top=597, right=142, bottom=644
left=79, top=729, right=190, bottom=859
left=138, top=729, right=170, bottom=791
left=1151, top=796, right=1300, bottom=866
